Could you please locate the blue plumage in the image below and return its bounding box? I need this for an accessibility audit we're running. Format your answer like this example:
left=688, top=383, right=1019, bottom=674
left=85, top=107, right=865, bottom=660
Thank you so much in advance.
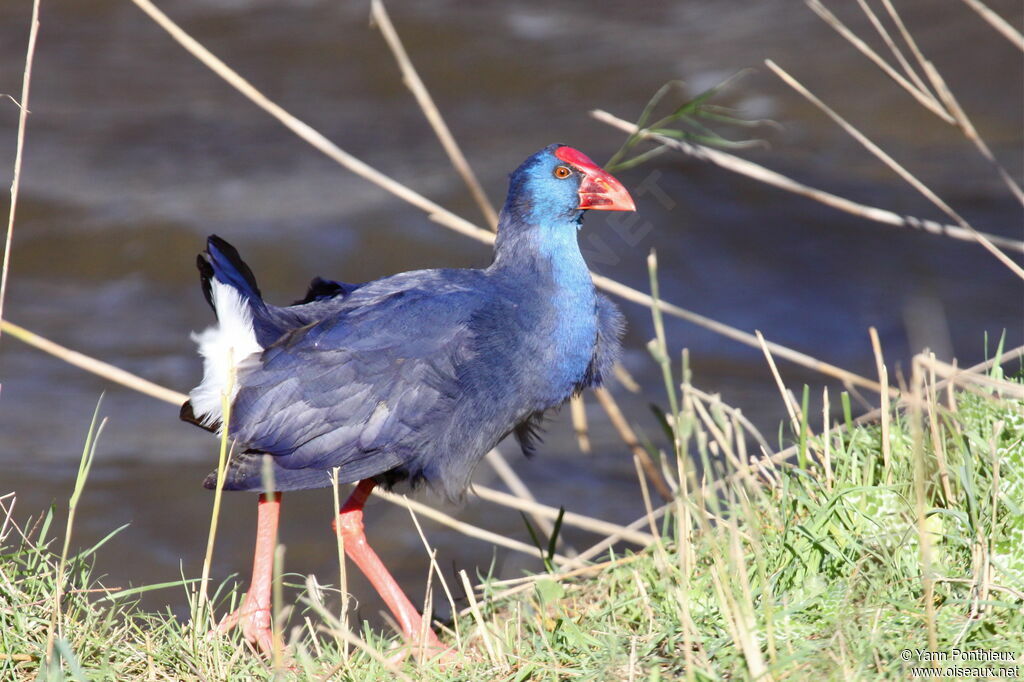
left=184, top=144, right=630, bottom=500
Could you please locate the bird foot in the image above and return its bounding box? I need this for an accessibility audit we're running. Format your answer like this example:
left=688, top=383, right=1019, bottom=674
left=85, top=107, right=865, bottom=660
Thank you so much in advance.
left=209, top=599, right=274, bottom=655
left=385, top=630, right=458, bottom=668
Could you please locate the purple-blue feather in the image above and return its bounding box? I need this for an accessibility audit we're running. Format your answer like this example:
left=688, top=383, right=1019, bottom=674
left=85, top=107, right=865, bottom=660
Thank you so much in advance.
left=189, top=145, right=624, bottom=500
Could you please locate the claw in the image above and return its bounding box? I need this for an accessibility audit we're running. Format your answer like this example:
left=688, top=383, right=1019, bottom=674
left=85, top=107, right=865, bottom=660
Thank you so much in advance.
left=211, top=597, right=274, bottom=654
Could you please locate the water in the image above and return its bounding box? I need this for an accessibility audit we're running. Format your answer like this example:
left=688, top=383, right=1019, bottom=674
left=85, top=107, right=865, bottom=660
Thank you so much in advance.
left=1, top=0, right=1021, bottom=625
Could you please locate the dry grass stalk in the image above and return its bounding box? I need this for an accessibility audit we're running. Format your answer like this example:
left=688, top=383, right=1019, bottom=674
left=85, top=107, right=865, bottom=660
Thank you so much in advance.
left=315, top=626, right=414, bottom=682
left=569, top=394, right=591, bottom=454
left=1, top=319, right=189, bottom=405
left=909, top=355, right=938, bottom=651
left=329, top=469, right=349, bottom=658
left=687, top=385, right=771, bottom=455
left=0, top=0, right=42, bottom=345
left=917, top=352, right=1024, bottom=399
left=572, top=503, right=671, bottom=567
left=458, top=570, right=502, bottom=668
left=481, top=448, right=566, bottom=549
left=590, top=110, right=1024, bottom=254
left=370, top=0, right=499, bottom=229
left=806, top=0, right=951, bottom=121
left=854, top=0, right=934, bottom=103
left=372, top=489, right=580, bottom=569
left=480, top=554, right=642, bottom=591
left=593, top=387, right=674, bottom=501
left=403, top=507, right=462, bottom=649
left=868, top=327, right=892, bottom=480
left=959, top=0, right=1024, bottom=49
left=893, top=0, right=1022, bottom=202
left=765, top=59, right=1024, bottom=281
left=924, top=356, right=955, bottom=504
left=830, top=0, right=1024, bottom=203
left=755, top=331, right=801, bottom=432
left=473, top=485, right=656, bottom=546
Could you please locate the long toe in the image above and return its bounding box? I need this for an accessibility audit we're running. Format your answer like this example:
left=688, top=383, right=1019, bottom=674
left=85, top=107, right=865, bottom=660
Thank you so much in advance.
left=210, top=602, right=274, bottom=656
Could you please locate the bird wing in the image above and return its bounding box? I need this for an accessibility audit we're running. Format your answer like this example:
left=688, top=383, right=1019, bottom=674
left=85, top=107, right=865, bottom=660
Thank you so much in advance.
left=227, top=274, right=484, bottom=482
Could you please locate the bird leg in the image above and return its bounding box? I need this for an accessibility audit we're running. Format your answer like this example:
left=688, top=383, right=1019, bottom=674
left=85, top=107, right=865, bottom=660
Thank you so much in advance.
left=333, top=479, right=446, bottom=658
left=214, top=491, right=280, bottom=655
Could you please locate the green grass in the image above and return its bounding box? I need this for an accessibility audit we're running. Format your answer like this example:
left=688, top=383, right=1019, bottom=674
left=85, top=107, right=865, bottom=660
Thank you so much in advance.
left=2, top=359, right=1022, bottom=680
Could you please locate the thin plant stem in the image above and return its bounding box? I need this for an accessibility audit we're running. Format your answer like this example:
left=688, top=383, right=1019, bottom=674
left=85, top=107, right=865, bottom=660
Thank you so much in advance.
left=0, top=0, right=42, bottom=346
left=765, top=59, right=1024, bottom=281
left=45, top=399, right=106, bottom=667
left=198, top=354, right=236, bottom=620
left=590, top=109, right=1023, bottom=254
left=370, top=0, right=499, bottom=229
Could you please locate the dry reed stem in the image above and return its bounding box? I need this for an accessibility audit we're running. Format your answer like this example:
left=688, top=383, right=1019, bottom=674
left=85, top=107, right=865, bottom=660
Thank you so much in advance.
left=865, top=0, right=1024, bottom=203
left=1, top=319, right=189, bottom=405
left=822, top=386, right=833, bottom=490
left=372, top=489, right=580, bottom=569
left=370, top=0, right=499, bottom=229
left=403, top=506, right=462, bottom=650
left=458, top=570, right=502, bottom=667
left=686, top=385, right=771, bottom=455
left=868, top=327, right=892, bottom=480
left=569, top=394, right=591, bottom=454
left=329, top=469, right=349, bottom=658
left=959, top=0, right=1024, bottom=49
left=0, top=0, right=41, bottom=346
left=125, top=0, right=894, bottom=397
left=807, top=0, right=951, bottom=121
left=853, top=0, right=933, bottom=103
left=590, top=109, right=1024, bottom=254
left=765, top=59, right=1024, bottom=281
left=916, top=354, right=1024, bottom=398
left=472, top=485, right=656, bottom=546
left=593, top=387, right=674, bottom=501
left=481, top=448, right=564, bottom=548
left=755, top=330, right=801, bottom=432
left=573, top=502, right=671, bottom=566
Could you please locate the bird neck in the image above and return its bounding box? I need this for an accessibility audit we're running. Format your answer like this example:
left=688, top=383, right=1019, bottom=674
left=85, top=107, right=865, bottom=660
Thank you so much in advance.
left=490, top=214, right=593, bottom=296
left=491, top=213, right=597, bottom=397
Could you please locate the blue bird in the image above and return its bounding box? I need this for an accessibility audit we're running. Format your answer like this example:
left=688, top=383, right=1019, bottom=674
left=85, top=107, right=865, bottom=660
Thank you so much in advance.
left=183, top=144, right=636, bottom=656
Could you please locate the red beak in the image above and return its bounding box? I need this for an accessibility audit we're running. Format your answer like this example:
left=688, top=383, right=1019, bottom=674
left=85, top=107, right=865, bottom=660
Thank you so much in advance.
left=554, top=146, right=637, bottom=212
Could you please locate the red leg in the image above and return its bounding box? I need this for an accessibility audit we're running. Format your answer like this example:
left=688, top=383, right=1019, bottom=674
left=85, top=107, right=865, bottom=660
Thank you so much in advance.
left=214, top=491, right=280, bottom=654
left=333, top=480, right=445, bottom=656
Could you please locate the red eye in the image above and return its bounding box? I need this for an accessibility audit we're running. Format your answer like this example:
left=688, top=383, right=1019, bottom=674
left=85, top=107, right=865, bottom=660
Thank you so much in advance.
left=553, top=165, right=572, bottom=179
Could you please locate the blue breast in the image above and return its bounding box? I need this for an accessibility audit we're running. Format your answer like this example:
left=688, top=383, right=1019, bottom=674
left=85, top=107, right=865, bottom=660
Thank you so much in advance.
left=536, top=222, right=597, bottom=398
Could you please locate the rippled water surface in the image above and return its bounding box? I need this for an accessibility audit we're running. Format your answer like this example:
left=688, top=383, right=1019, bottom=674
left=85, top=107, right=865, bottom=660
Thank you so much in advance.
left=1, top=0, right=1021, bottom=622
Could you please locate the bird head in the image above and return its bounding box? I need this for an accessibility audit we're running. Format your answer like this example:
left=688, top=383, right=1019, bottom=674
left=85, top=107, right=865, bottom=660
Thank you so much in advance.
left=501, top=144, right=636, bottom=227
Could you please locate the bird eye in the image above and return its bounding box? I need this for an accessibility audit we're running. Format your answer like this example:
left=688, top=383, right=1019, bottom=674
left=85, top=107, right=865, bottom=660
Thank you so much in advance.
left=553, top=165, right=572, bottom=179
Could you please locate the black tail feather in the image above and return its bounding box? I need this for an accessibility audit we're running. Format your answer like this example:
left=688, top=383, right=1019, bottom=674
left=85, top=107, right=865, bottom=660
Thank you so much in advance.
left=179, top=400, right=218, bottom=433
left=196, top=235, right=264, bottom=315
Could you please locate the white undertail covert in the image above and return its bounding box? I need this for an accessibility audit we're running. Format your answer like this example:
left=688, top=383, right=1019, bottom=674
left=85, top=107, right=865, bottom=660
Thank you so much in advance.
left=189, top=279, right=263, bottom=427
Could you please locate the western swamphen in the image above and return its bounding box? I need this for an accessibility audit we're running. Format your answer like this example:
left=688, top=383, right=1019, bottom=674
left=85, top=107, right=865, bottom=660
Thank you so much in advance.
left=182, top=144, right=635, bottom=656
